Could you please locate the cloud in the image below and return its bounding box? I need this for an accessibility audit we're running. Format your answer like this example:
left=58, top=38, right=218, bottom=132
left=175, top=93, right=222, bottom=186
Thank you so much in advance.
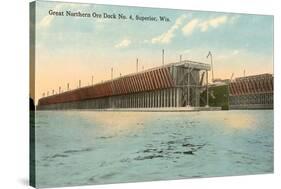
left=38, top=4, right=64, bottom=28
left=199, top=15, right=228, bottom=32
left=150, top=14, right=187, bottom=44
left=216, top=49, right=242, bottom=60
left=38, top=3, right=90, bottom=28
left=149, top=14, right=238, bottom=42
left=232, top=49, right=240, bottom=55
left=181, top=19, right=199, bottom=36
left=115, top=39, right=131, bottom=48
left=39, top=14, right=55, bottom=28
left=182, top=15, right=236, bottom=36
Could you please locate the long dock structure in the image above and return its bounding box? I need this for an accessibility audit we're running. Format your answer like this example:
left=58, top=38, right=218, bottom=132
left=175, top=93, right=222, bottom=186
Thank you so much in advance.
left=37, top=60, right=211, bottom=110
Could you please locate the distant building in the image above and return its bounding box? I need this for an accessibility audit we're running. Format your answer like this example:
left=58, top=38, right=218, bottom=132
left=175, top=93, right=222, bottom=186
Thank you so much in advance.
left=229, top=74, right=273, bottom=109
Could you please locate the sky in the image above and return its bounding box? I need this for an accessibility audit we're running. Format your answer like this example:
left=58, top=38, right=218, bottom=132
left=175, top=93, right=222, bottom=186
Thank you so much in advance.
left=33, top=0, right=273, bottom=103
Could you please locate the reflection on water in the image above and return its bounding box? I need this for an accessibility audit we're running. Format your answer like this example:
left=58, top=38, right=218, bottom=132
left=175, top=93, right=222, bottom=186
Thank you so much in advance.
left=34, top=110, right=273, bottom=188
left=77, top=111, right=148, bottom=135
left=203, top=111, right=257, bottom=129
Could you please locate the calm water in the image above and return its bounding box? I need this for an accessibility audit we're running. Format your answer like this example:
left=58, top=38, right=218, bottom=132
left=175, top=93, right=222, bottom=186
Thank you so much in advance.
left=34, top=110, right=273, bottom=188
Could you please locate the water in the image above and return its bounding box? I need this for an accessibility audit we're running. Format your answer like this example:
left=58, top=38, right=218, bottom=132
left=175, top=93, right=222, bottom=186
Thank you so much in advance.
left=34, top=110, right=273, bottom=188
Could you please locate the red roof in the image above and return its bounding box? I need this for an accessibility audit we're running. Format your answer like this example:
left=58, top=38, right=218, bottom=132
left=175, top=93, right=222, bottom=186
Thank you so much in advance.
left=229, top=74, right=273, bottom=96
left=38, top=67, right=175, bottom=106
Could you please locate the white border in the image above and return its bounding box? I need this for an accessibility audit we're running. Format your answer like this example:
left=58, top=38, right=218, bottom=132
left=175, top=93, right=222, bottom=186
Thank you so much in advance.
left=0, top=0, right=280, bottom=188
